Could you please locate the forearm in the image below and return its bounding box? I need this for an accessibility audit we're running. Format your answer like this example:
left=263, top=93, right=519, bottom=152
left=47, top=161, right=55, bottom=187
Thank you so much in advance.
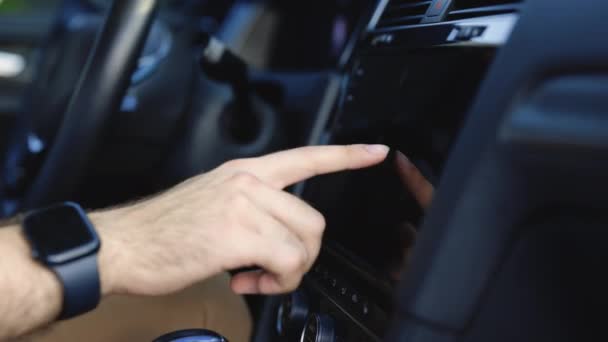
left=0, top=225, right=62, bottom=339
left=0, top=210, right=125, bottom=340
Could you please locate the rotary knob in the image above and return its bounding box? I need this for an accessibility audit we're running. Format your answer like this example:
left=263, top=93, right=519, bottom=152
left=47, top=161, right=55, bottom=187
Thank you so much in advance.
left=300, top=313, right=336, bottom=342
left=276, top=291, right=309, bottom=339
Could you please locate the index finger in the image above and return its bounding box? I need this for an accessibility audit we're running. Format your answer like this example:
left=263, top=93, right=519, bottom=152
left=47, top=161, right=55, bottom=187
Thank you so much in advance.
left=247, top=144, right=389, bottom=189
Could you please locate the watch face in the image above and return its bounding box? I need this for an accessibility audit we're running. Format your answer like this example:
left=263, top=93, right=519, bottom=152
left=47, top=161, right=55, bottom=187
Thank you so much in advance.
left=23, top=202, right=99, bottom=265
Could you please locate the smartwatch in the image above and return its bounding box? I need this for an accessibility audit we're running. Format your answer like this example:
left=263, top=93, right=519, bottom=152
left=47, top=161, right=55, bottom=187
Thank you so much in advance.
left=21, top=202, right=101, bottom=320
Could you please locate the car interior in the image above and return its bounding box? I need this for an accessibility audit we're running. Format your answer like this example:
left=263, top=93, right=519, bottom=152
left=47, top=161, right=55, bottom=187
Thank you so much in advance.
left=2, top=0, right=608, bottom=341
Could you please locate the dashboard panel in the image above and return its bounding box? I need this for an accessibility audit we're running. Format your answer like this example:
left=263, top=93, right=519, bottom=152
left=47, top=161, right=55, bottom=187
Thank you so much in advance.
left=273, top=1, right=522, bottom=341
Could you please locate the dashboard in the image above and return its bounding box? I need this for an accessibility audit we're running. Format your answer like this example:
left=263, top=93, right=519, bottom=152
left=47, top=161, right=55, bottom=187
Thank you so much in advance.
left=272, top=1, right=523, bottom=341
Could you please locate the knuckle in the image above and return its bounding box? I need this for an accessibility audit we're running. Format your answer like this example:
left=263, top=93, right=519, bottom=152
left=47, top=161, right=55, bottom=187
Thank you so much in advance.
left=281, top=248, right=307, bottom=273
left=309, top=211, right=326, bottom=235
left=229, top=171, right=259, bottom=188
left=351, top=144, right=367, bottom=158
left=336, top=145, right=360, bottom=169
left=228, top=190, right=250, bottom=209
left=223, top=192, right=251, bottom=225
left=220, top=158, right=245, bottom=170
left=282, top=275, right=302, bottom=292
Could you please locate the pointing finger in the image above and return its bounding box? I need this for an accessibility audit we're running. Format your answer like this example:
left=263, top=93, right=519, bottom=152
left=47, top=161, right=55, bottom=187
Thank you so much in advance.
left=247, top=144, right=389, bottom=189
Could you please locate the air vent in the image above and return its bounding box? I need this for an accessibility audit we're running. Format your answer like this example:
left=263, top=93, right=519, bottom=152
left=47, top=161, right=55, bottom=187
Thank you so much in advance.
left=376, top=0, right=433, bottom=29
left=447, top=0, right=524, bottom=21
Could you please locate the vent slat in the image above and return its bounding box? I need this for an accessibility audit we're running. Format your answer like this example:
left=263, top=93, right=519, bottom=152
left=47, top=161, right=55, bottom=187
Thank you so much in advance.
left=383, top=4, right=429, bottom=19
left=376, top=0, right=432, bottom=29
left=447, top=1, right=523, bottom=20
left=373, top=0, right=524, bottom=30
left=387, top=1, right=433, bottom=11
left=451, top=0, right=523, bottom=10
left=377, top=14, right=426, bottom=28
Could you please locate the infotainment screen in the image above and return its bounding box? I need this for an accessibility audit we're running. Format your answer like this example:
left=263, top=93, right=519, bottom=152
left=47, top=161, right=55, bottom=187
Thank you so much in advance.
left=303, top=150, right=422, bottom=282
left=301, top=46, right=497, bottom=285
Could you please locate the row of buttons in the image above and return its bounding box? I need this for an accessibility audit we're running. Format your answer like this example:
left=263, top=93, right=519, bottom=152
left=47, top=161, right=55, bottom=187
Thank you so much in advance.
left=312, top=264, right=370, bottom=317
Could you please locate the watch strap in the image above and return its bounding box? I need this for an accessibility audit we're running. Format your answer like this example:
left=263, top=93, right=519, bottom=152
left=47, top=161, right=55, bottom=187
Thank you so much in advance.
left=54, top=252, right=101, bottom=320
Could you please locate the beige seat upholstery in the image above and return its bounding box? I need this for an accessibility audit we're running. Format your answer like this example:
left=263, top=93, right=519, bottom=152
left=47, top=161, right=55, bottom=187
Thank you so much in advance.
left=25, top=273, right=252, bottom=342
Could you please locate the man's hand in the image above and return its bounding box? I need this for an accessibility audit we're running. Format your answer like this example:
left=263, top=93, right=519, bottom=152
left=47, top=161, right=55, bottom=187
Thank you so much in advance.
left=0, top=144, right=387, bottom=340
left=96, top=144, right=389, bottom=297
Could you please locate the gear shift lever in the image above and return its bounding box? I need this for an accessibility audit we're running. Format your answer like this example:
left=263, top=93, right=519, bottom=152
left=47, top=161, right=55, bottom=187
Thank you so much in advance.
left=197, top=33, right=249, bottom=90
left=196, top=32, right=272, bottom=143
left=153, top=329, right=228, bottom=342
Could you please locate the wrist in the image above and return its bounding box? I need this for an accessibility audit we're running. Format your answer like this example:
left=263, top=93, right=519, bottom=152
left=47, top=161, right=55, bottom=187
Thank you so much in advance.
left=90, top=207, right=132, bottom=296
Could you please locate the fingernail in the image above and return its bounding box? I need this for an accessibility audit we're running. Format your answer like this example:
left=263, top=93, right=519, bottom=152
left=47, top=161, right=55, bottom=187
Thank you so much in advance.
left=364, top=144, right=389, bottom=155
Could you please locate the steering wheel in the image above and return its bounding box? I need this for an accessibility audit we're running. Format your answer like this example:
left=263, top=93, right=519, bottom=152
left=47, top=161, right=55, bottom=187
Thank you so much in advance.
left=0, top=0, right=158, bottom=215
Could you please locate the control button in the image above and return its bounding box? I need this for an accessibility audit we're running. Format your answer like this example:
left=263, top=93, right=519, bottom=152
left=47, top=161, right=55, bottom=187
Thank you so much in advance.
left=449, top=26, right=487, bottom=41
left=427, top=0, right=448, bottom=17
left=351, top=293, right=359, bottom=304
left=458, top=26, right=474, bottom=39
left=276, top=291, right=309, bottom=340
left=470, top=26, right=485, bottom=38
left=300, top=313, right=337, bottom=342
left=329, top=278, right=337, bottom=288
left=339, top=287, right=348, bottom=296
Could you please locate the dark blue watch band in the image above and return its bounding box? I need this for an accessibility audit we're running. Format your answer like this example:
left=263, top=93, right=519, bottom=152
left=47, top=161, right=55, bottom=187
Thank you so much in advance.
left=54, top=252, right=101, bottom=320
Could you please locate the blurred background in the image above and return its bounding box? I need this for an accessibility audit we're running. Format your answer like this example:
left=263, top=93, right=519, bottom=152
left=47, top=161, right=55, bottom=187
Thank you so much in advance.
left=0, top=0, right=372, bottom=216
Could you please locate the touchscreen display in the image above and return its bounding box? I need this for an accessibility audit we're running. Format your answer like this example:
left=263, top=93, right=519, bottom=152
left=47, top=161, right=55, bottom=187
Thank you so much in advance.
left=302, top=150, right=423, bottom=283
left=302, top=47, right=496, bottom=285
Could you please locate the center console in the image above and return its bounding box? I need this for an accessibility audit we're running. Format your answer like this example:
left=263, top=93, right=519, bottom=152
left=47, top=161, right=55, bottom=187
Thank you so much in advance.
left=273, top=1, right=523, bottom=341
